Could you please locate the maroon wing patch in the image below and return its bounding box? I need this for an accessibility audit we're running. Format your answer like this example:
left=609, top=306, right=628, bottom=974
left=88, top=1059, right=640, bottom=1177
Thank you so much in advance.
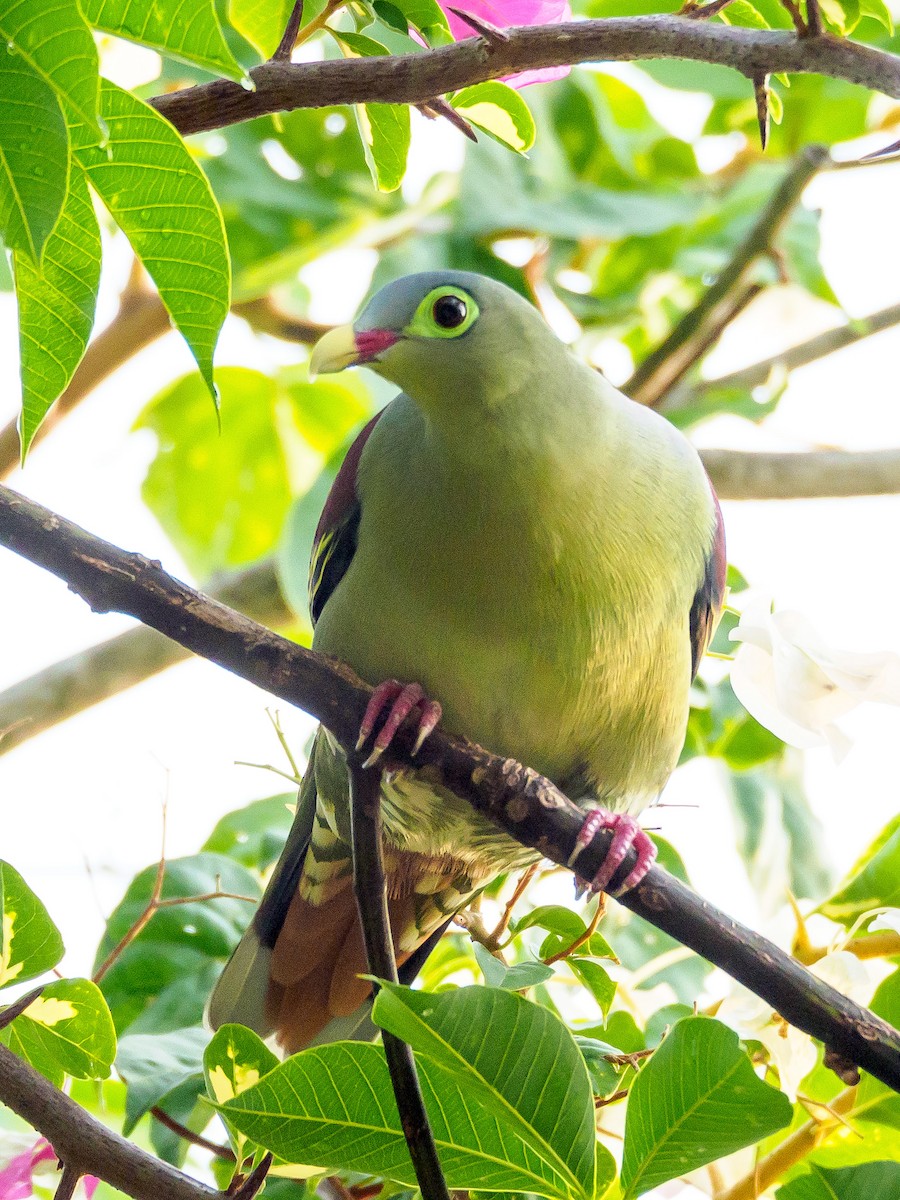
left=308, top=412, right=383, bottom=626
left=689, top=485, right=727, bottom=679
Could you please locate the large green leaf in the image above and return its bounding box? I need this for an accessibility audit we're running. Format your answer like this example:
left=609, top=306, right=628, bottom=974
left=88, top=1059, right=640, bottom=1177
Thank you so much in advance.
left=777, top=1162, right=900, bottom=1200
left=82, top=0, right=244, bottom=79
left=0, top=860, right=64, bottom=989
left=0, top=978, right=116, bottom=1082
left=373, top=983, right=607, bottom=1200
left=136, top=365, right=372, bottom=581
left=222, top=1040, right=603, bottom=1197
left=0, top=48, right=68, bottom=262
left=205, top=1023, right=279, bottom=1162
left=203, top=794, right=296, bottom=871
left=0, top=0, right=99, bottom=130
left=72, top=80, right=230, bottom=399
left=116, top=1025, right=209, bottom=1134
left=621, top=1017, right=792, bottom=1198
left=332, top=32, right=411, bottom=193
left=819, top=825, right=900, bottom=923
left=14, top=166, right=100, bottom=455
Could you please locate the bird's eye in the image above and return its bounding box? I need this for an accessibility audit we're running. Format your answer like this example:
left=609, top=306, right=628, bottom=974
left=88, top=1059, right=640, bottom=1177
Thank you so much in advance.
left=432, top=294, right=467, bottom=329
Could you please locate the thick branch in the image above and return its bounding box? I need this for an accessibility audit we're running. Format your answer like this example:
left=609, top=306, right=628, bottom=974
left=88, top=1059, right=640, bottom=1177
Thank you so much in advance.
left=625, top=145, right=830, bottom=407
left=700, top=446, right=900, bottom=499
left=0, top=1043, right=220, bottom=1200
left=1, top=483, right=899, bottom=1092
left=0, top=560, right=291, bottom=756
left=151, top=20, right=900, bottom=136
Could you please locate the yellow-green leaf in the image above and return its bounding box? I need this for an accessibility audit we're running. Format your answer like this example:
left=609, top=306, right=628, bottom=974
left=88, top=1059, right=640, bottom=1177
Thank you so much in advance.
left=0, top=0, right=100, bottom=130
left=82, top=0, right=244, bottom=80
left=0, top=861, right=64, bottom=989
left=452, top=82, right=536, bottom=153
left=1, top=978, right=116, bottom=1081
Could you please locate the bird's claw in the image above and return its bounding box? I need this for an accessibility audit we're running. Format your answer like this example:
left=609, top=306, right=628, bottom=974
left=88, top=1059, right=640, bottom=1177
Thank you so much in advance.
left=568, top=808, right=657, bottom=896
left=356, top=679, right=442, bottom=769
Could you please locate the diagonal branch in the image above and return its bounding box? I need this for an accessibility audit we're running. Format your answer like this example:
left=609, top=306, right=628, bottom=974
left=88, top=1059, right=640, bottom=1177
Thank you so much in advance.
left=0, top=1042, right=221, bottom=1200
left=150, top=19, right=900, bottom=138
left=1, top=481, right=899, bottom=1091
left=625, top=145, right=830, bottom=407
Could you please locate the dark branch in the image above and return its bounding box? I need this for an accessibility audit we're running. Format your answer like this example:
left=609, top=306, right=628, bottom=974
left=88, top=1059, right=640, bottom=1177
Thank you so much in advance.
left=0, top=1042, right=221, bottom=1200
left=349, top=760, right=451, bottom=1200
left=1, top=483, right=899, bottom=1092
left=150, top=19, right=900, bottom=137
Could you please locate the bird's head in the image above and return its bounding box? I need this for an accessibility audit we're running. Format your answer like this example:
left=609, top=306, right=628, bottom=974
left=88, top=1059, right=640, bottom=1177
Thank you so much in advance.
left=309, top=271, right=559, bottom=409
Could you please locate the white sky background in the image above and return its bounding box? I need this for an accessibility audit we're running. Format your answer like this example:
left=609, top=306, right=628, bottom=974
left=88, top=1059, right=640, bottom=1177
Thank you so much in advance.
left=1, top=59, right=900, bottom=985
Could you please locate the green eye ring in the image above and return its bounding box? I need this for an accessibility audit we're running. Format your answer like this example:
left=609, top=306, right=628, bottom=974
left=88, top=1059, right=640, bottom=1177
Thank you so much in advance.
left=405, top=286, right=480, bottom=340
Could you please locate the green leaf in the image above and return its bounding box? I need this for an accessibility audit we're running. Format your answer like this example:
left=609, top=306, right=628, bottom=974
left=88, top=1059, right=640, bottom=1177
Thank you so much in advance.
left=14, top=165, right=100, bottom=456
left=72, top=80, right=230, bottom=400
left=223, top=1040, right=609, bottom=1197
left=0, top=0, right=100, bottom=130
left=777, top=1162, right=900, bottom=1200
left=117, top=1026, right=209, bottom=1134
left=82, top=0, right=244, bottom=80
left=0, top=860, right=64, bottom=988
left=136, top=366, right=372, bottom=581
left=472, top=943, right=554, bottom=990
left=0, top=978, right=116, bottom=1080
left=621, top=1017, right=792, bottom=1198
left=0, top=48, right=68, bottom=261
left=390, top=0, right=450, bottom=39
left=356, top=103, right=410, bottom=192
left=574, top=1037, right=625, bottom=1099
left=203, top=794, right=296, bottom=871
left=858, top=0, right=893, bottom=31
left=452, top=83, right=536, bottom=153
left=819, top=824, right=900, bottom=923
left=818, top=0, right=860, bottom=34
left=204, top=1023, right=278, bottom=1104
left=373, top=1, right=410, bottom=33
left=568, top=958, right=616, bottom=1018
left=373, top=983, right=608, bottom=1200
left=514, top=904, right=617, bottom=962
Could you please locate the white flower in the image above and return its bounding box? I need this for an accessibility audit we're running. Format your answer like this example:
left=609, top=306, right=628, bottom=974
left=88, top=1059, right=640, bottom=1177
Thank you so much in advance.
left=870, top=908, right=900, bottom=935
left=729, top=599, right=900, bottom=761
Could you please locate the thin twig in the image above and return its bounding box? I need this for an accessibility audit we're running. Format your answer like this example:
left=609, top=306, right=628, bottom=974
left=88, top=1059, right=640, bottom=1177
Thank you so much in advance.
left=348, top=759, right=451, bottom=1200
left=625, top=144, right=829, bottom=406
left=682, top=0, right=741, bottom=20
left=150, top=19, right=900, bottom=137
left=543, top=895, right=607, bottom=965
left=753, top=73, right=770, bottom=150
left=486, top=862, right=540, bottom=948
left=779, top=0, right=807, bottom=35
left=1, top=483, right=900, bottom=1091
left=271, top=0, right=304, bottom=60
left=150, top=1108, right=236, bottom=1160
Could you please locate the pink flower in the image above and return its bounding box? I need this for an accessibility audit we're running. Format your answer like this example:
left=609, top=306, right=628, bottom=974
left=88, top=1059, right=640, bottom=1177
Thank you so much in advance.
left=442, top=0, right=572, bottom=86
left=0, top=1140, right=98, bottom=1200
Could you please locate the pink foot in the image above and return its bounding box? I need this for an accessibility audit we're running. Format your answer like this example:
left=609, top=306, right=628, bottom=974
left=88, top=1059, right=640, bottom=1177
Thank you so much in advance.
left=355, top=679, right=442, bottom=768
left=568, top=809, right=657, bottom=896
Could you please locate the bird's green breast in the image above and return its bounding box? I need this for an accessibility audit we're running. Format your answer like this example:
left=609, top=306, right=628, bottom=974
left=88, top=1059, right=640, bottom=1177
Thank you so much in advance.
left=312, top=364, right=715, bottom=816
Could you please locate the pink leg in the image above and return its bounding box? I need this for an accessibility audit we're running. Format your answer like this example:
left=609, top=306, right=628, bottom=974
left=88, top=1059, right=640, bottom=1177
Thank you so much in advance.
left=356, top=679, right=442, bottom=768
left=568, top=808, right=657, bottom=896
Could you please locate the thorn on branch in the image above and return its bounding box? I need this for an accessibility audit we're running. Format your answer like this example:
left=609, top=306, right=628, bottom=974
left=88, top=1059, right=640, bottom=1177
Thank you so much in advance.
left=271, top=1, right=304, bottom=61
left=778, top=0, right=807, bottom=35
left=0, top=983, right=46, bottom=1031
left=229, top=1153, right=273, bottom=1200
left=681, top=0, right=740, bottom=19
left=446, top=7, right=509, bottom=45
left=805, top=0, right=823, bottom=36
left=416, top=97, right=479, bottom=142
left=53, top=1165, right=81, bottom=1200
left=753, top=72, right=770, bottom=151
